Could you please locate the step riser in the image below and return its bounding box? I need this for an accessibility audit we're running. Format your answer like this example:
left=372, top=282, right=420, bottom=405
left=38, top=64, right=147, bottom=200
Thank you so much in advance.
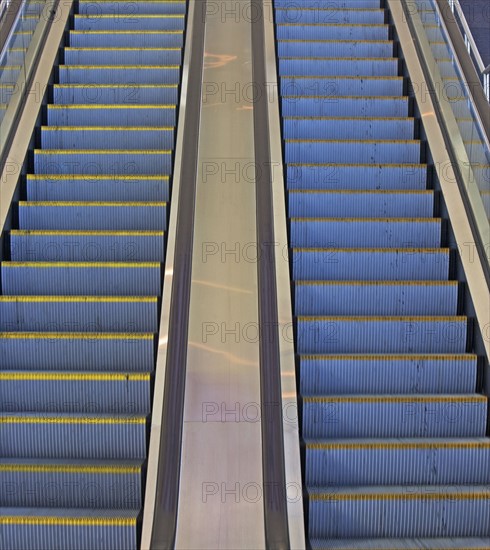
left=64, top=50, right=182, bottom=65
left=290, top=220, right=440, bottom=248
left=278, top=42, right=393, bottom=58
left=41, top=129, right=174, bottom=150
left=303, top=400, right=487, bottom=438
left=33, top=153, right=172, bottom=176
left=289, top=192, right=432, bottom=218
left=300, top=356, right=477, bottom=395
left=281, top=97, right=408, bottom=117
left=0, top=470, right=142, bottom=509
left=279, top=59, right=399, bottom=77
left=47, top=107, right=176, bottom=126
left=305, top=446, right=490, bottom=486
left=10, top=234, right=165, bottom=262
left=280, top=77, right=404, bottom=97
left=292, top=250, right=449, bottom=281
left=73, top=15, right=186, bottom=31
left=295, top=284, right=457, bottom=316
left=0, top=301, right=158, bottom=333
left=276, top=25, right=389, bottom=41
left=275, top=11, right=386, bottom=25
left=2, top=265, right=162, bottom=296
left=19, top=205, right=166, bottom=231
left=286, top=165, right=427, bottom=191
left=285, top=141, right=421, bottom=164
left=53, top=85, right=178, bottom=104
left=79, top=1, right=186, bottom=15
left=26, top=177, right=169, bottom=202
left=69, top=32, right=184, bottom=48
left=297, top=319, right=468, bottom=354
left=284, top=118, right=413, bottom=140
left=58, top=67, right=180, bottom=85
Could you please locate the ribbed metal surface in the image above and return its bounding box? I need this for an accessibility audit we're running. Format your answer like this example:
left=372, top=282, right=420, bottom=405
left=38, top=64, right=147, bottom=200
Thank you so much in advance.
left=295, top=281, right=458, bottom=316
left=0, top=296, right=158, bottom=332
left=280, top=76, right=404, bottom=97
left=274, top=0, right=490, bottom=543
left=305, top=439, right=490, bottom=486
left=26, top=175, right=169, bottom=202
left=289, top=191, right=432, bottom=218
left=0, top=460, right=143, bottom=508
left=308, top=486, right=490, bottom=539
left=0, top=1, right=186, bottom=543
left=299, top=354, right=477, bottom=395
left=303, top=395, right=487, bottom=438
left=0, top=508, right=139, bottom=550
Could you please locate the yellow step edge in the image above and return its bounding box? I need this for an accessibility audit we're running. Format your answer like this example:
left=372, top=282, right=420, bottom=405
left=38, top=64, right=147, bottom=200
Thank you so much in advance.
left=0, top=416, right=146, bottom=424
left=69, top=30, right=183, bottom=34
left=3, top=261, right=160, bottom=268
left=305, top=395, right=485, bottom=403
left=0, top=332, right=153, bottom=339
left=42, top=126, right=174, bottom=131
left=281, top=56, right=396, bottom=61
left=54, top=83, right=178, bottom=88
left=277, top=23, right=388, bottom=27
left=293, top=247, right=447, bottom=252
left=74, top=13, right=184, bottom=18
left=285, top=139, right=420, bottom=144
left=0, top=464, right=141, bottom=474
left=18, top=201, right=166, bottom=206
left=282, top=75, right=401, bottom=79
left=298, top=315, right=466, bottom=321
left=296, top=280, right=457, bottom=286
left=276, top=8, right=384, bottom=11
left=27, top=174, right=168, bottom=180
left=10, top=230, right=164, bottom=236
left=0, top=295, right=157, bottom=302
left=282, top=95, right=407, bottom=100
left=310, top=492, right=490, bottom=501
left=34, top=149, right=171, bottom=155
left=59, top=65, right=180, bottom=69
left=288, top=163, right=426, bottom=167
left=291, top=217, right=439, bottom=222
left=0, top=373, right=150, bottom=382
left=48, top=104, right=175, bottom=109
left=0, top=517, right=137, bottom=526
left=307, top=441, right=490, bottom=450
left=300, top=354, right=476, bottom=361
left=279, top=39, right=393, bottom=44
left=65, top=47, right=181, bottom=51
left=284, top=116, right=411, bottom=120
left=289, top=189, right=430, bottom=194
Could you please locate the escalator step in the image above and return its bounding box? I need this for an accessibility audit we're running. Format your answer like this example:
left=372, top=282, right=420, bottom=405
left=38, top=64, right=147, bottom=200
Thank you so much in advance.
left=52, top=84, right=178, bottom=104
left=276, top=23, right=389, bottom=41
left=58, top=65, right=180, bottom=84
left=277, top=40, right=394, bottom=58
left=280, top=76, right=404, bottom=97
left=310, top=538, right=490, bottom=549
left=299, top=354, right=477, bottom=395
left=73, top=14, right=186, bottom=31
left=281, top=96, right=408, bottom=117
left=78, top=0, right=186, bottom=15
left=275, top=8, right=386, bottom=25
left=279, top=57, right=399, bottom=77
left=64, top=47, right=182, bottom=65
left=68, top=30, right=184, bottom=48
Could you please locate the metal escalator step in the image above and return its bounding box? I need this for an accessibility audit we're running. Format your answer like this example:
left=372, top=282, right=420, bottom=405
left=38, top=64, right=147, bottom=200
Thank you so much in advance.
left=0, top=508, right=139, bottom=550
left=305, top=438, right=490, bottom=486
left=1, top=414, right=148, bottom=459
left=0, top=372, right=151, bottom=414
left=0, top=459, right=143, bottom=508
left=1, top=262, right=162, bottom=296
left=0, top=296, right=158, bottom=333
left=41, top=127, right=175, bottom=150
left=10, top=230, right=165, bottom=262
left=68, top=30, right=184, bottom=48
left=26, top=174, right=169, bottom=202
left=290, top=218, right=440, bottom=248
left=288, top=190, right=433, bottom=218
left=0, top=332, right=155, bottom=370
left=292, top=248, right=449, bottom=281
left=287, top=163, right=427, bottom=190
left=297, top=316, right=468, bottom=354
left=281, top=96, right=408, bottom=117
left=58, top=65, right=181, bottom=84
left=73, top=14, right=186, bottom=31
left=308, top=485, right=490, bottom=538
left=299, top=354, right=477, bottom=395
left=52, top=84, right=178, bottom=105
left=283, top=117, right=414, bottom=140
left=47, top=104, right=176, bottom=126
left=302, top=395, right=487, bottom=438
left=275, top=8, right=386, bottom=25
left=279, top=57, right=399, bottom=77
left=274, top=0, right=382, bottom=7
left=295, top=281, right=458, bottom=316
left=310, top=538, right=490, bottom=549
left=33, top=150, right=172, bottom=175
left=276, top=23, right=390, bottom=41
left=285, top=139, right=421, bottom=164
left=277, top=40, right=394, bottom=58
left=64, top=47, right=182, bottom=65
left=18, top=202, right=166, bottom=230
left=280, top=76, right=404, bottom=97
left=78, top=0, right=186, bottom=15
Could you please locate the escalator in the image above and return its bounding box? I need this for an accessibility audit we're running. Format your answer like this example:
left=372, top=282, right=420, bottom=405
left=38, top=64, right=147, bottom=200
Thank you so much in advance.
left=273, top=0, right=490, bottom=547
left=0, top=1, right=186, bottom=548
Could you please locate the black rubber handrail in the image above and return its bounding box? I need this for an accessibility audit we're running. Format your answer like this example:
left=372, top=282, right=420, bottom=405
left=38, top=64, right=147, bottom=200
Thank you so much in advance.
left=150, top=1, right=205, bottom=548
left=251, top=0, right=291, bottom=547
